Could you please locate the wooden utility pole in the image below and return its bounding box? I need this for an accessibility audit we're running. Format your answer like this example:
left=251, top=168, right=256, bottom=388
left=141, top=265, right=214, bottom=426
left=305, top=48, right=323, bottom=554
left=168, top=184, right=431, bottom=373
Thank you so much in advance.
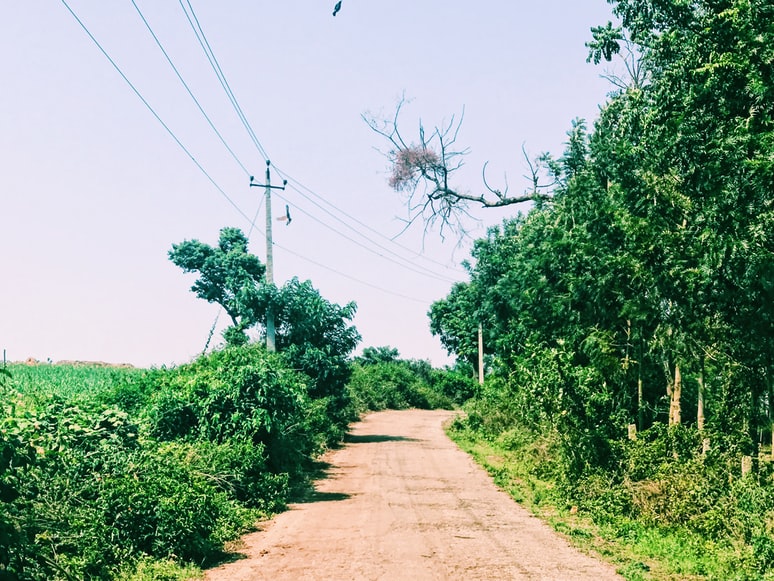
left=250, top=161, right=286, bottom=353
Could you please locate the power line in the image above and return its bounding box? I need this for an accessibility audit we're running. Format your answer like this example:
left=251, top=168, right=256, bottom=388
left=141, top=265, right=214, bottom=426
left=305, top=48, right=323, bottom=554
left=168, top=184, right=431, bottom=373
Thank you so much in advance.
left=273, top=164, right=467, bottom=276
left=130, top=0, right=251, bottom=177
left=271, top=188, right=458, bottom=284
left=172, top=2, right=462, bottom=282
left=60, top=0, right=255, bottom=230
left=273, top=242, right=434, bottom=305
left=61, top=1, right=453, bottom=307
left=179, top=0, right=269, bottom=162
left=174, top=1, right=464, bottom=284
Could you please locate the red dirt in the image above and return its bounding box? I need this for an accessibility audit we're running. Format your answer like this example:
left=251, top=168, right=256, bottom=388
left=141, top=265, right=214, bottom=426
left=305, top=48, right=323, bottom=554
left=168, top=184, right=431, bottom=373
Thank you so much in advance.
left=205, top=409, right=622, bottom=580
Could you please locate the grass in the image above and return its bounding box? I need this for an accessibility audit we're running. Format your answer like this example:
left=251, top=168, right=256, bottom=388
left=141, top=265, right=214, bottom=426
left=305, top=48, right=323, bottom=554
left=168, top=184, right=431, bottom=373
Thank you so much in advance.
left=115, top=557, right=203, bottom=581
left=6, top=362, right=144, bottom=400
left=2, top=362, right=214, bottom=580
left=447, top=421, right=768, bottom=581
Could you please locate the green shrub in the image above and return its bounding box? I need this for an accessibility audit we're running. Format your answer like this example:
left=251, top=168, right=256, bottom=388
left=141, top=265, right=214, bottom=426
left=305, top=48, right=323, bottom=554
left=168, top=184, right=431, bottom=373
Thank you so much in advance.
left=430, top=369, right=477, bottom=405
left=145, top=345, right=313, bottom=474
left=347, top=362, right=425, bottom=411
left=115, top=557, right=202, bottom=581
left=0, top=343, right=366, bottom=580
left=349, top=360, right=453, bottom=413
left=1, top=396, right=256, bottom=580
left=170, top=440, right=289, bottom=512
left=95, top=370, right=162, bottom=416
left=0, top=390, right=39, bottom=580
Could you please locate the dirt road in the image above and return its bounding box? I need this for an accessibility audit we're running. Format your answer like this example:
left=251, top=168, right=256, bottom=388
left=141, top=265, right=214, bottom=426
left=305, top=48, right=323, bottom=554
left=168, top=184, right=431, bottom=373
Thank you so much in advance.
left=206, top=409, right=622, bottom=580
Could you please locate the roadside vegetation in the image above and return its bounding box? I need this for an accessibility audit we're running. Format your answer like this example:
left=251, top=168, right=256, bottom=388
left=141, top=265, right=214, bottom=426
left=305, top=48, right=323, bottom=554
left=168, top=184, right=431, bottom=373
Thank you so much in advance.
left=0, top=220, right=463, bottom=580
left=4, top=1, right=771, bottom=580
left=349, top=346, right=476, bottom=413
left=0, top=345, right=460, bottom=580
left=422, top=1, right=774, bottom=579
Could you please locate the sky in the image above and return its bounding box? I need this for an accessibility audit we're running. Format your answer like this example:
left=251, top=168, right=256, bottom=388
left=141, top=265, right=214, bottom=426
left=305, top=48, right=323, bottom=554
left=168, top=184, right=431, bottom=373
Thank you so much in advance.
left=1, top=1, right=617, bottom=368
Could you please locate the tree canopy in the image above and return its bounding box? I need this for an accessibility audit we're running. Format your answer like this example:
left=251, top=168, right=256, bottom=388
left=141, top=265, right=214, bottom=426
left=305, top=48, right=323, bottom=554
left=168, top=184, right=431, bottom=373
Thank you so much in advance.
left=169, top=227, right=361, bottom=412
left=168, top=227, right=265, bottom=335
left=430, top=0, right=774, bottom=477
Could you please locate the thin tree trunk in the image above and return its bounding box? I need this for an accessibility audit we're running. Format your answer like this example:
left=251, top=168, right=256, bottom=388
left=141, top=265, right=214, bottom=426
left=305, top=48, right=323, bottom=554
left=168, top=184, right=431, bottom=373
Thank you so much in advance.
left=747, top=388, right=759, bottom=468
left=637, top=334, right=644, bottom=430
left=670, top=364, right=682, bottom=426
left=638, top=372, right=644, bottom=431
left=769, top=368, right=774, bottom=462
left=697, top=356, right=705, bottom=432
left=665, top=359, right=673, bottom=423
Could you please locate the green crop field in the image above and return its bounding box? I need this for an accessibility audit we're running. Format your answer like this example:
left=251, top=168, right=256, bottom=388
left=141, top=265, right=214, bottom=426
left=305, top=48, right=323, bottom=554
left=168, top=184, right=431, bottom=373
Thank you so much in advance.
left=6, top=362, right=144, bottom=400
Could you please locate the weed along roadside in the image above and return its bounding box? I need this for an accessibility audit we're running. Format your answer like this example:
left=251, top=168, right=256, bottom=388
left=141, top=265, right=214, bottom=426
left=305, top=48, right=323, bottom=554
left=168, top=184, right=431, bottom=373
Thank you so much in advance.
left=5, top=348, right=774, bottom=579
left=0, top=349, right=471, bottom=580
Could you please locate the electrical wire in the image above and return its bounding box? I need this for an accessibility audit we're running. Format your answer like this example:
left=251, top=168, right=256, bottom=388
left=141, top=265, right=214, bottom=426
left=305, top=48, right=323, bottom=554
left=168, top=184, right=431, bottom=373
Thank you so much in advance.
left=60, top=0, right=256, bottom=231
left=130, top=0, right=251, bottom=177
left=247, top=195, right=265, bottom=240
left=273, top=242, right=435, bottom=304
left=175, top=2, right=464, bottom=281
left=179, top=0, right=269, bottom=162
left=62, top=0, right=454, bottom=306
left=59, top=0, right=440, bottom=355
left=273, top=164, right=467, bottom=276
left=271, top=188, right=458, bottom=284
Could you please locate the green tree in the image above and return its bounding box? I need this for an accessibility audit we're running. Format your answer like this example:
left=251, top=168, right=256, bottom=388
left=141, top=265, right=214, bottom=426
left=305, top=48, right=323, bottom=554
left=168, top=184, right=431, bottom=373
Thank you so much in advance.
left=355, top=346, right=400, bottom=366
left=270, top=277, right=361, bottom=401
left=429, top=281, right=481, bottom=370
left=591, top=0, right=774, bottom=445
left=169, top=227, right=265, bottom=344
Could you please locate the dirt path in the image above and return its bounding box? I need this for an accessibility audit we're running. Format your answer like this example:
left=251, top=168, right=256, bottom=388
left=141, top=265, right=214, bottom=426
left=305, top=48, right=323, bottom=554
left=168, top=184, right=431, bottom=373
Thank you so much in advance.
left=205, top=409, right=622, bottom=580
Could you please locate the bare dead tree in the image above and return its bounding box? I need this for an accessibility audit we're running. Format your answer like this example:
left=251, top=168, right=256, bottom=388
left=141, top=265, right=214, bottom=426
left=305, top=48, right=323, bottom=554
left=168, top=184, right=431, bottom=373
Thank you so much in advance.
left=364, top=98, right=555, bottom=238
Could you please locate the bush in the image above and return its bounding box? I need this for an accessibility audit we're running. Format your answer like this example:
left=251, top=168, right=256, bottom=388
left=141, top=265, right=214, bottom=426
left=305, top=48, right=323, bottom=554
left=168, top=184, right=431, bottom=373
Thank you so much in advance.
left=0, top=392, right=39, bottom=580
left=162, top=440, right=289, bottom=513
left=348, top=362, right=437, bottom=412
left=144, top=345, right=313, bottom=474
left=0, top=400, right=251, bottom=580
left=115, top=557, right=203, bottom=581
left=0, top=342, right=370, bottom=579
left=430, top=368, right=477, bottom=405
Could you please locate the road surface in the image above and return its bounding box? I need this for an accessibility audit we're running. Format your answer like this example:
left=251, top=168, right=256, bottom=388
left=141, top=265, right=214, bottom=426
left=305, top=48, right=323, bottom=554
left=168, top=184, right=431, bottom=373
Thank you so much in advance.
left=206, top=409, right=622, bottom=581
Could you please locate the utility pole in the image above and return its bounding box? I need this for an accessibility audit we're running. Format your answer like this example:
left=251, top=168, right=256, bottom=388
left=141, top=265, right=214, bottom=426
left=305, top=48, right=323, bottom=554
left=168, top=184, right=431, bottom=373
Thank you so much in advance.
left=250, top=161, right=286, bottom=352
left=478, top=322, right=484, bottom=385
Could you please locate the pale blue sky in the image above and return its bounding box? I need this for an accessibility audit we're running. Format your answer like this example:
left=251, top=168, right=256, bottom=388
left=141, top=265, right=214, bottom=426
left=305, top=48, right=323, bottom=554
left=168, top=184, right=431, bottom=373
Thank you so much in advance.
left=1, top=1, right=616, bottom=367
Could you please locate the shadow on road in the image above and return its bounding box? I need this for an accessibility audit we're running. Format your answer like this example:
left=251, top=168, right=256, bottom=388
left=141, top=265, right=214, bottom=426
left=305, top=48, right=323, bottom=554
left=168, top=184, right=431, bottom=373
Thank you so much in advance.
left=301, top=490, right=351, bottom=502
left=344, top=434, right=419, bottom=444
left=289, top=460, right=352, bottom=505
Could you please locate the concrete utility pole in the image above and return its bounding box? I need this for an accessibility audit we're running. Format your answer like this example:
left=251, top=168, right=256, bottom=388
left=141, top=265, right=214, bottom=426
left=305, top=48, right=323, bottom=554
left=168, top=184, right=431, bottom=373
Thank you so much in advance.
left=250, top=161, right=286, bottom=352
left=478, top=322, right=484, bottom=385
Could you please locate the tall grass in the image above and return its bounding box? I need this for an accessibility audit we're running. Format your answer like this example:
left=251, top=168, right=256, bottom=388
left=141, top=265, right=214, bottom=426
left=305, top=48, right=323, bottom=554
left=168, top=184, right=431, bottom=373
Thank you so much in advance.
left=7, top=363, right=144, bottom=400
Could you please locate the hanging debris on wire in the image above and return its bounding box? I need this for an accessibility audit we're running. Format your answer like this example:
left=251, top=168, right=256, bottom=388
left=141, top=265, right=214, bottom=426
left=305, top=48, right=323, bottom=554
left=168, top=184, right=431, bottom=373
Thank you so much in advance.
left=276, top=204, right=292, bottom=226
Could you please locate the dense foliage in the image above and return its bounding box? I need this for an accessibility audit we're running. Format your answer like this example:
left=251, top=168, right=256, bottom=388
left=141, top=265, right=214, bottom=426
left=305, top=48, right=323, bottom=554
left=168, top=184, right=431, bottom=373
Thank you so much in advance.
left=0, top=342, right=463, bottom=580
left=0, top=280, right=364, bottom=581
left=433, top=0, right=774, bottom=576
left=349, top=347, right=475, bottom=412
left=0, top=354, right=297, bottom=580
left=169, top=227, right=265, bottom=339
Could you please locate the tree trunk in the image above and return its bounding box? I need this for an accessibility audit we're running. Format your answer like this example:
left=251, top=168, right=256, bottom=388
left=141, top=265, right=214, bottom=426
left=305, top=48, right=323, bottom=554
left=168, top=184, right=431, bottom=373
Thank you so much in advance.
left=635, top=325, right=644, bottom=431
left=697, top=356, right=705, bottom=432
left=769, top=370, right=774, bottom=462
left=638, top=372, right=644, bottom=431
left=670, top=363, right=682, bottom=426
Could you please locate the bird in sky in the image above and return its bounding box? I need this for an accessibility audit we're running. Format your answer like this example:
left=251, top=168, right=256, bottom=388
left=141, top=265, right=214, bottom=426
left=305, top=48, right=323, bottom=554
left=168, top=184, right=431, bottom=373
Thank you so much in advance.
left=333, top=1, right=342, bottom=17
